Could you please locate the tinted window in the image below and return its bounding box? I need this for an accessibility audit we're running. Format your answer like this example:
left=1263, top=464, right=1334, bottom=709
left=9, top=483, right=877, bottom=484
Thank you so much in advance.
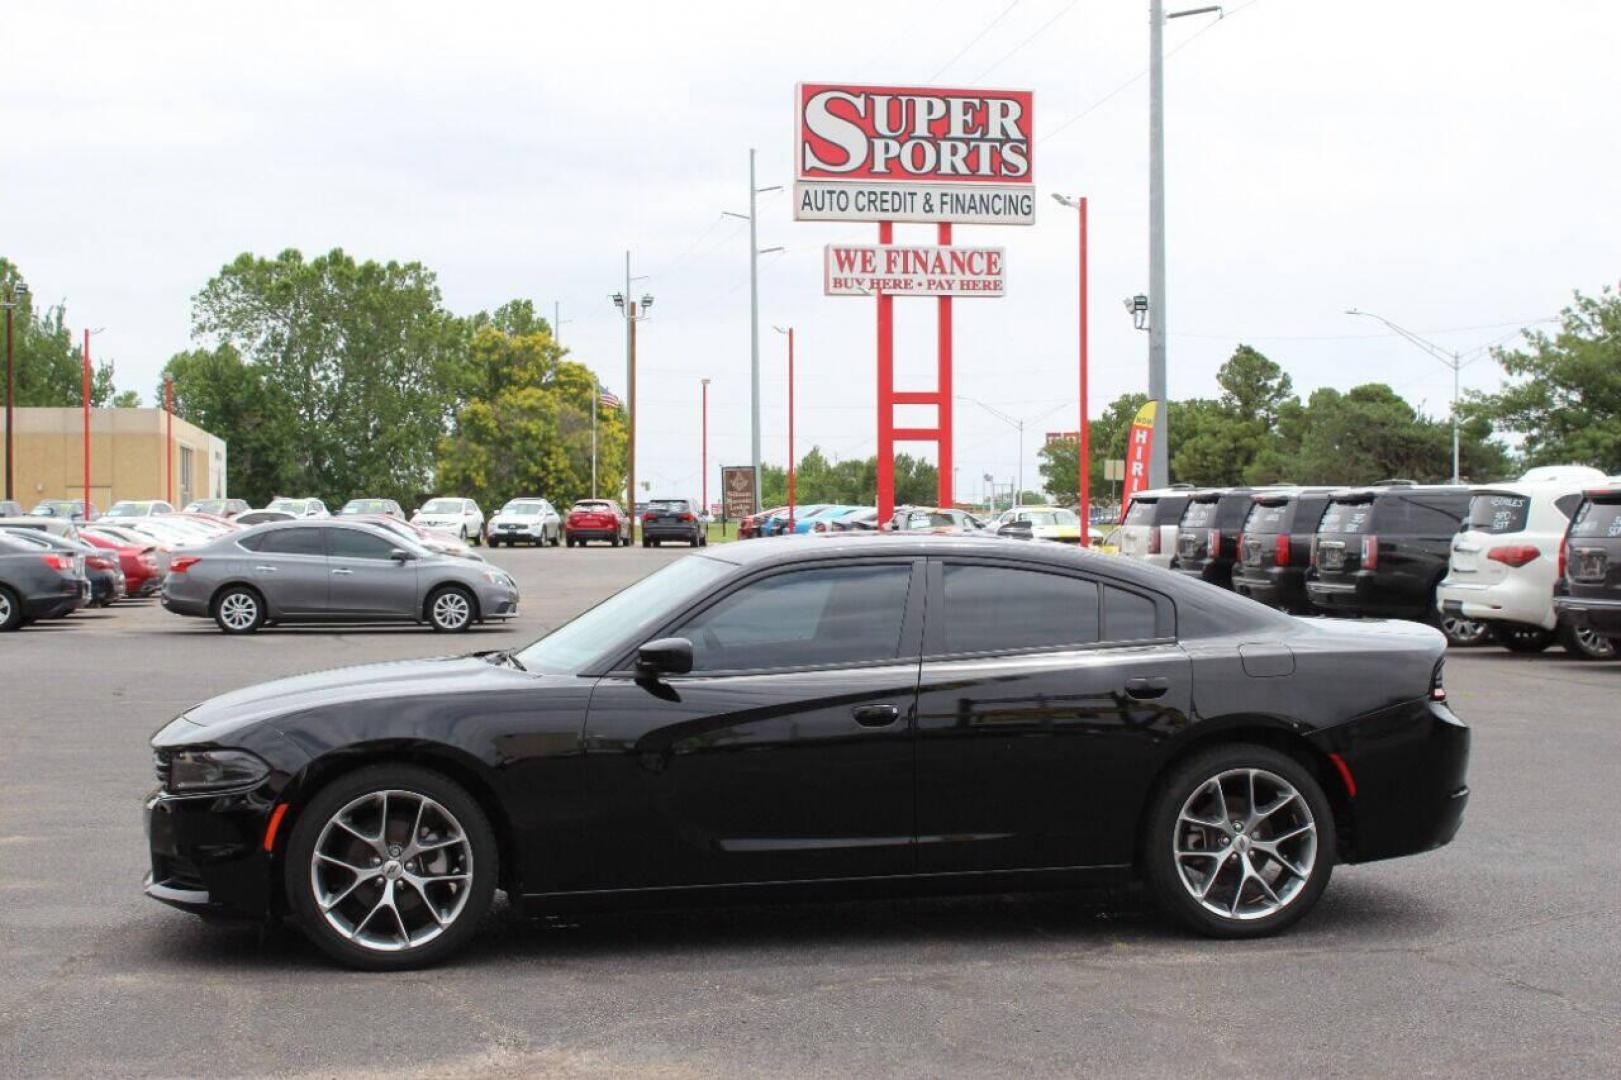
left=1181, top=500, right=1219, bottom=529
left=1103, top=586, right=1159, bottom=641
left=1244, top=501, right=1290, bottom=534
left=942, top=565, right=1099, bottom=654
left=1570, top=500, right=1621, bottom=539
left=328, top=527, right=399, bottom=560
left=676, top=565, right=913, bottom=671
left=235, top=532, right=265, bottom=551
left=1319, top=500, right=1374, bottom=535
left=1378, top=493, right=1465, bottom=536
left=1154, top=496, right=1191, bottom=525
left=1124, top=498, right=1159, bottom=526
left=257, top=527, right=325, bottom=556
left=1554, top=494, right=1584, bottom=520
left=1466, top=492, right=1530, bottom=535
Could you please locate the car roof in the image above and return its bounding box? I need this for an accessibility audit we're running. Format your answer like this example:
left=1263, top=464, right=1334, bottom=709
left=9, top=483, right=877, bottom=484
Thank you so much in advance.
left=1327, top=484, right=1471, bottom=499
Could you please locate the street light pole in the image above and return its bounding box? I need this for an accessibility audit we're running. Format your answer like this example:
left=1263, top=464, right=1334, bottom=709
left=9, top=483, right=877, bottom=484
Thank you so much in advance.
left=700, top=378, right=710, bottom=521
left=1053, top=193, right=1092, bottom=545
left=2, top=281, right=28, bottom=502
left=1345, top=308, right=1465, bottom=483
left=612, top=259, right=653, bottom=519
left=775, top=326, right=796, bottom=529
left=724, top=151, right=783, bottom=513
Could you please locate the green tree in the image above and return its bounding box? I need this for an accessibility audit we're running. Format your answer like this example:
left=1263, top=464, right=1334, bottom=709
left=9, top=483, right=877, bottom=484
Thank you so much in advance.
left=0, top=260, right=125, bottom=407
left=1039, top=392, right=1149, bottom=505
left=162, top=344, right=301, bottom=507
left=433, top=327, right=626, bottom=509
left=190, top=248, right=465, bottom=506
left=112, top=390, right=141, bottom=408
left=1468, top=284, right=1621, bottom=471
left=1283, top=384, right=1508, bottom=485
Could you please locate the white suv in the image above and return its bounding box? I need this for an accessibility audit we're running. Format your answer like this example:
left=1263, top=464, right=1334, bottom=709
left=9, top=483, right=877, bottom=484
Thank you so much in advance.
left=1117, top=487, right=1196, bottom=569
left=412, top=497, right=485, bottom=546
left=1437, top=465, right=1612, bottom=658
left=486, top=498, right=561, bottom=547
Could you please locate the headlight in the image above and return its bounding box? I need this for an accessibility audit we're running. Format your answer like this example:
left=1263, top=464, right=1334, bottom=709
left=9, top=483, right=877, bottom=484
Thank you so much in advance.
left=163, top=749, right=271, bottom=793
left=481, top=568, right=514, bottom=587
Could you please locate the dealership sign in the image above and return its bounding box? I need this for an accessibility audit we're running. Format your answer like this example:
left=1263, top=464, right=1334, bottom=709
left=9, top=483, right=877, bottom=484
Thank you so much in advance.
left=719, top=465, right=757, bottom=521
left=824, top=243, right=1004, bottom=297
left=794, top=83, right=1035, bottom=225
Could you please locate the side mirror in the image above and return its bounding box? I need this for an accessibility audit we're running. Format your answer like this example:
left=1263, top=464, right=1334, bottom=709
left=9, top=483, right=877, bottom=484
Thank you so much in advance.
left=636, top=637, right=694, bottom=677
left=389, top=548, right=416, bottom=562
left=999, top=520, right=1033, bottom=540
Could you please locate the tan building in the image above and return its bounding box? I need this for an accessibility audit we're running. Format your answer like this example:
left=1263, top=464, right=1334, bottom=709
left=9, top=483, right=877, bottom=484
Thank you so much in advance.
left=2, top=407, right=227, bottom=512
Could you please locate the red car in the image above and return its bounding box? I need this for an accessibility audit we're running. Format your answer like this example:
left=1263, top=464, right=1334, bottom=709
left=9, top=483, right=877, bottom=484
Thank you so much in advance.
left=565, top=500, right=632, bottom=547
left=79, top=528, right=163, bottom=596
left=739, top=505, right=787, bottom=540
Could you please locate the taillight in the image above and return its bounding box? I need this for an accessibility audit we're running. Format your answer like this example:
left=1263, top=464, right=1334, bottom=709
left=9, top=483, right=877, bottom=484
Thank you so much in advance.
left=140, top=553, right=158, bottom=569
left=1361, top=534, right=1379, bottom=570
left=1208, top=528, right=1222, bottom=556
left=170, top=555, right=202, bottom=574
left=814, top=522, right=827, bottom=532
left=1276, top=532, right=1291, bottom=567
left=679, top=513, right=695, bottom=522
left=1147, top=529, right=1162, bottom=555
left=87, top=555, right=113, bottom=570
left=1430, top=658, right=1447, bottom=702
left=643, top=513, right=656, bottom=522
left=1559, top=540, right=1569, bottom=580
left=40, top=553, right=72, bottom=571
left=1486, top=544, right=1540, bottom=568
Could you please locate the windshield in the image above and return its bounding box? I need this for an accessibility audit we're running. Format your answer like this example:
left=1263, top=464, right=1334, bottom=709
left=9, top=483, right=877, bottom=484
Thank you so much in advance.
left=502, top=501, right=546, bottom=516
left=1466, top=492, right=1530, bottom=535
left=341, top=500, right=391, bottom=515
left=267, top=499, right=308, bottom=513
left=420, top=499, right=463, bottom=514
left=1021, top=509, right=1077, bottom=527
left=106, top=502, right=147, bottom=517
left=32, top=501, right=77, bottom=516
left=517, top=555, right=733, bottom=673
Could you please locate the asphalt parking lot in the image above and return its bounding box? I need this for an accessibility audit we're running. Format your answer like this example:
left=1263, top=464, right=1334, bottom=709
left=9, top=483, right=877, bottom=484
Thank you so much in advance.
left=2, top=543, right=1619, bottom=1078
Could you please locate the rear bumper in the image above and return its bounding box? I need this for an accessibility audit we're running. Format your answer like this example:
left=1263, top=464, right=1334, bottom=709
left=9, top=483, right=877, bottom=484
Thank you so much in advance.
left=1233, top=565, right=1309, bottom=610
left=1554, top=595, right=1621, bottom=639
left=1310, top=699, right=1470, bottom=864
left=1437, top=579, right=1555, bottom=630
left=567, top=528, right=621, bottom=542
left=643, top=526, right=700, bottom=541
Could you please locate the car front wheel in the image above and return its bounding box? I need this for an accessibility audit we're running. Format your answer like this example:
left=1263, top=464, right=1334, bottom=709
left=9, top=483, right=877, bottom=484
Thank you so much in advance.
left=1143, top=744, right=1335, bottom=939
left=213, top=586, right=265, bottom=634
left=283, top=764, right=497, bottom=971
left=426, top=586, right=476, bottom=632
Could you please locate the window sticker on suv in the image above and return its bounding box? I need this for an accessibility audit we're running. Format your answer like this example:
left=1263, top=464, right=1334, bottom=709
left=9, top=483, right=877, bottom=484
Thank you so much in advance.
left=1181, top=501, right=1219, bottom=529
left=1570, top=501, right=1621, bottom=539
left=1124, top=499, right=1158, bottom=526
left=1244, top=502, right=1290, bottom=534
left=1466, top=493, right=1529, bottom=535
left=1319, top=501, right=1372, bottom=535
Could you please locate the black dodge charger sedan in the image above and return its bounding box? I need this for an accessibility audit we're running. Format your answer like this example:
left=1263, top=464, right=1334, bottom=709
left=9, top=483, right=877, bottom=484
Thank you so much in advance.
left=146, top=534, right=1470, bottom=969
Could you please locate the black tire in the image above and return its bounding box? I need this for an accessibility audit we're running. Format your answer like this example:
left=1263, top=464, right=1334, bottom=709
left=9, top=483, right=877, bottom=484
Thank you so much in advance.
left=1559, top=623, right=1616, bottom=661
left=1493, top=623, right=1554, bottom=654
left=283, top=763, right=498, bottom=971
left=1143, top=743, right=1336, bottom=939
left=0, top=585, right=23, bottom=632
left=212, top=585, right=265, bottom=634
left=426, top=585, right=476, bottom=633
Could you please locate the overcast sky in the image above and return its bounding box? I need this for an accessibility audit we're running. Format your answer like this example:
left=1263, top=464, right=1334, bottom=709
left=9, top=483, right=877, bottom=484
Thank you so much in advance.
left=4, top=0, right=1617, bottom=503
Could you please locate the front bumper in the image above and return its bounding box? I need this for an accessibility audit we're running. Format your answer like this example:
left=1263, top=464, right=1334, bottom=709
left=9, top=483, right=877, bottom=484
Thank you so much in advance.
left=1310, top=699, right=1470, bottom=864
left=1554, top=595, right=1621, bottom=639
left=145, top=787, right=278, bottom=920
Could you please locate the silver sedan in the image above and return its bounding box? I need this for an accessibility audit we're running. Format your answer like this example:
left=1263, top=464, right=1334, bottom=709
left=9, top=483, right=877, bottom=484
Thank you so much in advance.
left=159, top=520, right=519, bottom=634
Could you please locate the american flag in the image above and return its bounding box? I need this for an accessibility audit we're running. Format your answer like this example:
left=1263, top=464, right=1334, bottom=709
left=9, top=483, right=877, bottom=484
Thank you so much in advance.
left=597, top=389, right=622, bottom=410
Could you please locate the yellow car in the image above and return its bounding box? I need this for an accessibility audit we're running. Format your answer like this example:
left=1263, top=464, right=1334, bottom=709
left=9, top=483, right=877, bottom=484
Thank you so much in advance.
left=1089, top=525, right=1122, bottom=555
left=992, top=506, right=1082, bottom=544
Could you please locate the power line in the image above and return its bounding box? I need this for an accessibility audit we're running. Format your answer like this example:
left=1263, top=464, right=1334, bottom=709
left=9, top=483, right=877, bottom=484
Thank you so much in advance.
left=929, top=0, right=1023, bottom=81
left=973, top=0, right=1081, bottom=82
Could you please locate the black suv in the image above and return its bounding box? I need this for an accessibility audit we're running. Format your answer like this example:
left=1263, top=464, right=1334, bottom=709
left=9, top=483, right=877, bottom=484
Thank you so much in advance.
left=1231, top=489, right=1335, bottom=613
left=1173, top=488, right=1262, bottom=590
left=641, top=498, right=706, bottom=547
left=1554, top=484, right=1621, bottom=646
left=1306, top=483, right=1474, bottom=635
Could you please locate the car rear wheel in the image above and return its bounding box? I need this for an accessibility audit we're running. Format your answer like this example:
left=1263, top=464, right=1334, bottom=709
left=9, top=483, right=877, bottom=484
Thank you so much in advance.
left=1493, top=624, right=1554, bottom=653
left=426, top=586, right=475, bottom=632
left=284, top=764, right=497, bottom=971
left=1440, top=614, right=1490, bottom=647
left=1144, top=744, right=1334, bottom=939
left=213, top=586, right=265, bottom=634
left=1559, top=624, right=1615, bottom=661
left=0, top=586, right=22, bottom=632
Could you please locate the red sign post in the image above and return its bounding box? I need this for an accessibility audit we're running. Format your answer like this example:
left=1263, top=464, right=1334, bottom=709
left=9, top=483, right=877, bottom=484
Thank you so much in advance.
left=796, top=83, right=1034, bottom=521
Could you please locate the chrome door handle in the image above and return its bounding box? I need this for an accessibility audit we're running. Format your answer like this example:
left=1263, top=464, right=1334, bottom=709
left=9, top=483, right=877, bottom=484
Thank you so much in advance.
left=1124, top=676, right=1170, bottom=700
left=852, top=703, right=901, bottom=727
left=254, top=565, right=277, bottom=572
left=331, top=568, right=353, bottom=575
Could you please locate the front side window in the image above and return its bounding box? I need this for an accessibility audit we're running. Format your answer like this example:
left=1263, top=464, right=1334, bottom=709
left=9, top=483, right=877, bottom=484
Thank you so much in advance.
left=941, top=564, right=1099, bottom=654
left=327, top=527, right=402, bottom=560
left=674, top=564, right=913, bottom=672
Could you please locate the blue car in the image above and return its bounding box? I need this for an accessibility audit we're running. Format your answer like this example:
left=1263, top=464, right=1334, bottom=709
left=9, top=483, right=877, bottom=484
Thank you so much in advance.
left=766, top=504, right=829, bottom=536
left=791, top=504, right=864, bottom=534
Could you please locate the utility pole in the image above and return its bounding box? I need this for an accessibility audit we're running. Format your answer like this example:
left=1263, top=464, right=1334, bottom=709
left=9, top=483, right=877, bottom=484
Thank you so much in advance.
left=1345, top=308, right=1466, bottom=483
left=701, top=378, right=710, bottom=521
left=1149, top=3, right=1223, bottom=489
left=2, top=281, right=27, bottom=501
left=723, top=150, right=782, bottom=513
left=612, top=271, right=654, bottom=520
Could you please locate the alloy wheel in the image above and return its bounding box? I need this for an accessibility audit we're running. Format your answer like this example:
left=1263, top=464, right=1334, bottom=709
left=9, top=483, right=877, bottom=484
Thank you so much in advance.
left=309, top=790, right=474, bottom=953
left=1173, top=768, right=1318, bottom=921
left=431, top=590, right=472, bottom=630
left=1568, top=626, right=1616, bottom=660
left=218, top=592, right=259, bottom=631
left=1441, top=615, right=1489, bottom=646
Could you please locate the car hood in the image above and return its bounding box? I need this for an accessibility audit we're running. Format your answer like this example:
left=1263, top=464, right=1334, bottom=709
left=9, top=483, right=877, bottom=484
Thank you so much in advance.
left=162, top=654, right=535, bottom=741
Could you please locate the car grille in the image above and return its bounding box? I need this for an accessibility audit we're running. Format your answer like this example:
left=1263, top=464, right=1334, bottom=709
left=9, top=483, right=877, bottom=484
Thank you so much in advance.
left=153, top=853, right=205, bottom=891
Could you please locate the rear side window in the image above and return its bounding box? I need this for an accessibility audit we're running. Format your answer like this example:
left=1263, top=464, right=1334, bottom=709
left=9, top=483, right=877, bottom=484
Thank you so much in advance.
left=941, top=565, right=1099, bottom=654
left=1466, top=492, right=1530, bottom=534
left=257, top=528, right=325, bottom=556
left=1103, top=587, right=1159, bottom=641
left=1378, top=494, right=1465, bottom=535
left=1319, top=500, right=1374, bottom=535
left=1181, top=500, right=1219, bottom=529
left=1154, top=496, right=1190, bottom=526
left=1554, top=494, right=1584, bottom=520
left=1570, top=500, right=1621, bottom=539
left=1244, top=501, right=1290, bottom=534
